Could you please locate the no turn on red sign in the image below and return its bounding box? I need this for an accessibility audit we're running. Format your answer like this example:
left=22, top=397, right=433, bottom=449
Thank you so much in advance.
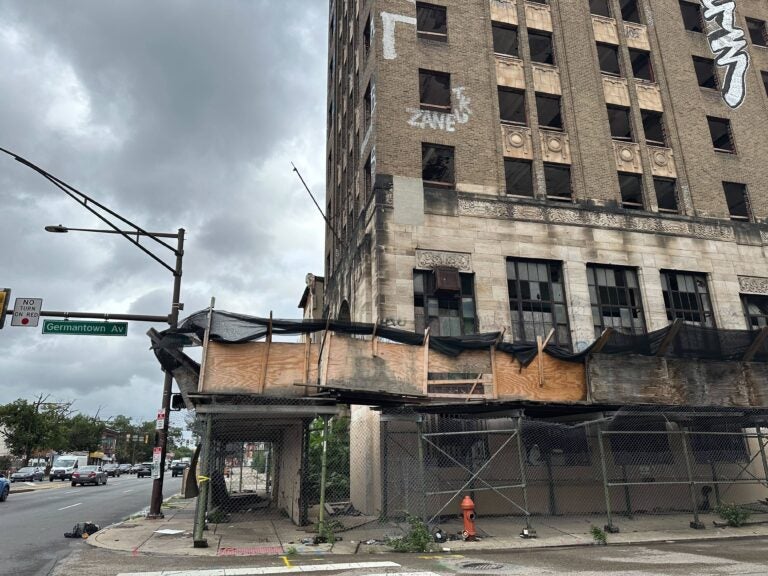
left=11, top=298, right=43, bottom=327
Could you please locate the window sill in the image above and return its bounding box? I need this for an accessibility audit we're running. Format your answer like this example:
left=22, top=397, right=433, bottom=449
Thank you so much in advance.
left=714, top=148, right=736, bottom=155
left=421, top=104, right=452, bottom=113
left=423, top=180, right=455, bottom=189
left=418, top=32, right=448, bottom=43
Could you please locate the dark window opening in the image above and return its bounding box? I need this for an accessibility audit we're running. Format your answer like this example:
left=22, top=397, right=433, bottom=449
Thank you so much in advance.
left=536, top=93, right=563, bottom=129
left=661, top=270, right=715, bottom=327
left=590, top=0, right=611, bottom=18
left=707, top=116, right=734, bottom=152
left=416, top=2, right=448, bottom=41
left=544, top=163, right=571, bottom=201
left=693, top=56, right=717, bottom=89
left=619, top=172, right=644, bottom=209
left=679, top=1, right=703, bottom=33
left=414, top=270, right=476, bottom=336
left=419, top=69, right=451, bottom=111
left=505, top=158, right=533, bottom=197
left=762, top=71, right=768, bottom=95
left=364, top=83, right=373, bottom=130
left=507, top=258, right=571, bottom=348
left=747, top=18, right=767, bottom=47
left=597, top=43, right=621, bottom=76
left=630, top=49, right=653, bottom=81
left=364, top=155, right=372, bottom=195
left=588, top=265, right=646, bottom=337
left=492, top=23, right=519, bottom=57
left=422, top=143, right=455, bottom=186
left=619, top=0, right=641, bottom=23
left=743, top=295, right=768, bottom=330
left=498, top=88, right=526, bottom=124
left=723, top=181, right=751, bottom=221
left=529, top=31, right=555, bottom=65
left=642, top=110, right=666, bottom=146
left=654, top=178, right=678, bottom=213
left=363, top=16, right=371, bottom=59
left=608, top=105, right=633, bottom=140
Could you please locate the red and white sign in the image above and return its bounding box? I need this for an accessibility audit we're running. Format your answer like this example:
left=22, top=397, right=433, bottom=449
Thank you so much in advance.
left=11, top=298, right=42, bottom=327
left=155, top=409, right=166, bottom=430
left=152, top=447, right=162, bottom=479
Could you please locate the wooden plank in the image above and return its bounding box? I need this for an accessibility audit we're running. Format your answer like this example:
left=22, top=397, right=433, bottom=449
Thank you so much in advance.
left=589, top=327, right=614, bottom=355
left=491, top=328, right=505, bottom=400
left=656, top=318, right=683, bottom=356
left=423, top=328, right=430, bottom=395
left=427, top=378, right=493, bottom=385
left=322, top=331, right=333, bottom=387
left=465, top=373, right=485, bottom=402
left=495, top=351, right=586, bottom=402
left=197, top=297, right=216, bottom=393
left=743, top=327, right=768, bottom=362
left=259, top=311, right=273, bottom=393
left=372, top=320, right=379, bottom=357
left=303, top=337, right=311, bottom=385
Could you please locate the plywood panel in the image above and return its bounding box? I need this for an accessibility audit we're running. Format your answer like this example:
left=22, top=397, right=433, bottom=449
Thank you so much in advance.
left=495, top=352, right=586, bottom=402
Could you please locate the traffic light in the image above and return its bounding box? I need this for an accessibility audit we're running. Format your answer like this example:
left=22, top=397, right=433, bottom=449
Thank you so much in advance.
left=0, top=289, right=10, bottom=329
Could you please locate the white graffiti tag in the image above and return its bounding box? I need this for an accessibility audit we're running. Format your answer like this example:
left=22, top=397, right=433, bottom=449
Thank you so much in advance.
left=700, top=0, right=750, bottom=109
left=381, top=12, right=417, bottom=60
left=407, top=87, right=472, bottom=132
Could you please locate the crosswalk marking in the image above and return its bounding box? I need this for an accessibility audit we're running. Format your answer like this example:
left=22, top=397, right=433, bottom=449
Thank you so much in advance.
left=116, top=561, right=403, bottom=576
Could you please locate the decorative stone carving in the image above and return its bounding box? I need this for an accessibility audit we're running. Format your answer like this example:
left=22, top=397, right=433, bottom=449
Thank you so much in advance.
left=524, top=1, right=552, bottom=32
left=592, top=15, right=618, bottom=45
left=501, top=124, right=533, bottom=159
left=540, top=129, right=571, bottom=164
left=416, top=250, right=472, bottom=272
left=495, top=56, right=526, bottom=89
left=739, top=276, right=768, bottom=295
left=532, top=63, right=561, bottom=95
left=613, top=141, right=642, bottom=173
left=490, top=0, right=517, bottom=25
left=602, top=75, right=630, bottom=106
left=647, top=146, right=677, bottom=178
left=636, top=82, right=663, bottom=111
left=624, top=22, right=650, bottom=50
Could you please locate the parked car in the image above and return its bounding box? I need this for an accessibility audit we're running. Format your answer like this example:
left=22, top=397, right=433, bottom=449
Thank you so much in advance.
left=136, top=462, right=153, bottom=478
left=71, top=466, right=108, bottom=486
left=102, top=464, right=121, bottom=477
left=0, top=473, right=9, bottom=502
left=129, top=463, right=144, bottom=474
left=10, top=467, right=44, bottom=482
left=170, top=460, right=189, bottom=478
left=118, top=463, right=133, bottom=474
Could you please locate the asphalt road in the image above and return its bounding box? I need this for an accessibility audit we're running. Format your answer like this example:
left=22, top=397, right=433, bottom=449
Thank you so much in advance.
left=1, top=474, right=181, bottom=576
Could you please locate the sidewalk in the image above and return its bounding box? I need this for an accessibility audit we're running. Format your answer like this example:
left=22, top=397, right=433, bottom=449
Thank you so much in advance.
left=88, top=497, right=768, bottom=558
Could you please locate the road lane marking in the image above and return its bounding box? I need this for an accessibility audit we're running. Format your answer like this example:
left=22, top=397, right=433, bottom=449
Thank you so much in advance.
left=117, top=561, right=403, bottom=576
left=123, top=490, right=134, bottom=494
left=58, top=502, right=82, bottom=511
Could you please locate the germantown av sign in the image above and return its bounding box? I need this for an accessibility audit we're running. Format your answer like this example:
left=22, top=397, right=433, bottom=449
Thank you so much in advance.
left=701, top=0, right=750, bottom=109
left=42, top=320, right=128, bottom=336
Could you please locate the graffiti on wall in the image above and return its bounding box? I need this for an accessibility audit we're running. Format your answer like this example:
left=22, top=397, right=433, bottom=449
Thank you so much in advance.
left=407, top=87, right=472, bottom=132
left=381, top=12, right=417, bottom=60
left=700, top=0, right=750, bottom=109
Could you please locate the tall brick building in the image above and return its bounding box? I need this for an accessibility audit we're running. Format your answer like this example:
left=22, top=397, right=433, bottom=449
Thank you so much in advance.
left=325, top=0, right=768, bottom=346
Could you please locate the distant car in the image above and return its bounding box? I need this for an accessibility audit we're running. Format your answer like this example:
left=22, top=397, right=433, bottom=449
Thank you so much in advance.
left=118, top=463, right=132, bottom=474
left=102, top=464, right=121, bottom=477
left=11, top=467, right=45, bottom=482
left=136, top=462, right=153, bottom=478
left=170, top=461, right=189, bottom=477
left=71, top=466, right=108, bottom=486
left=0, top=473, right=9, bottom=502
left=129, top=463, right=144, bottom=474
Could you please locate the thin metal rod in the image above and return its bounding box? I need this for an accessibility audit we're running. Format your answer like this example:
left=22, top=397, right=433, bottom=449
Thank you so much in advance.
left=291, top=162, right=341, bottom=242
left=416, top=418, right=427, bottom=521
left=516, top=416, right=532, bottom=531
left=427, top=483, right=526, bottom=496
left=596, top=426, right=615, bottom=530
left=681, top=430, right=702, bottom=527
left=421, top=428, right=520, bottom=438
left=757, top=427, right=768, bottom=486
left=318, top=415, right=329, bottom=535
left=5, top=310, right=168, bottom=323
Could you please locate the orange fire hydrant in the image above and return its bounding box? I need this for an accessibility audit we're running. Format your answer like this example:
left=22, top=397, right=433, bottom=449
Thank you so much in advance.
left=460, top=495, right=477, bottom=541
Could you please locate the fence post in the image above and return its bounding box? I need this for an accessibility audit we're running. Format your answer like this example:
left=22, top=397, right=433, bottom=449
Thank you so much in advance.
left=756, top=426, right=768, bottom=487
left=416, top=416, right=427, bottom=522
left=381, top=419, right=389, bottom=519
left=515, top=416, right=534, bottom=534
left=318, top=415, right=329, bottom=536
left=596, top=426, right=618, bottom=533
left=681, top=430, right=705, bottom=529
left=193, top=414, right=212, bottom=548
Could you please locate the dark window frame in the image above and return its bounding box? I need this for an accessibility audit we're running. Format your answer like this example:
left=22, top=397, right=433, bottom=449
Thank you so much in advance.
left=492, top=22, right=519, bottom=57
left=762, top=70, right=768, bottom=96
left=419, top=69, right=451, bottom=112
left=693, top=56, right=718, bottom=89
left=619, top=172, right=644, bottom=210
left=422, top=143, right=455, bottom=187
left=416, top=2, right=448, bottom=42
left=414, top=269, right=477, bottom=337
left=543, top=163, right=572, bottom=201
left=747, top=18, right=767, bottom=47
left=587, top=265, right=647, bottom=337
left=619, top=0, right=642, bottom=24
left=642, top=110, right=666, bottom=146
left=528, top=30, right=556, bottom=65
left=597, top=43, right=622, bottom=76
left=498, top=87, right=527, bottom=125
left=707, top=116, right=735, bottom=153
left=607, top=105, right=633, bottom=141
left=742, top=294, right=768, bottom=330
left=660, top=270, right=716, bottom=328
left=653, top=177, right=679, bottom=213
left=589, top=0, right=611, bottom=18
left=679, top=1, right=703, bottom=33
left=629, top=49, right=654, bottom=82
left=536, top=93, right=563, bottom=130
left=723, top=181, right=751, bottom=222
left=504, top=158, right=534, bottom=197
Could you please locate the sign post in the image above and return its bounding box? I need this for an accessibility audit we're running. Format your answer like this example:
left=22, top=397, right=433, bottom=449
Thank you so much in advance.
left=152, top=447, right=162, bottom=480
left=11, top=298, right=42, bottom=327
left=155, top=409, right=166, bottom=431
left=0, top=289, right=10, bottom=329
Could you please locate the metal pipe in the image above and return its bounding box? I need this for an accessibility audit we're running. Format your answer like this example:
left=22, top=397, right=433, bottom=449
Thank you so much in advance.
left=596, top=426, right=615, bottom=531
left=318, top=416, right=329, bottom=536
left=681, top=430, right=704, bottom=529
left=416, top=417, right=427, bottom=521
left=193, top=414, right=212, bottom=547
left=756, top=427, right=768, bottom=487
left=516, top=416, right=532, bottom=531
left=4, top=310, right=168, bottom=323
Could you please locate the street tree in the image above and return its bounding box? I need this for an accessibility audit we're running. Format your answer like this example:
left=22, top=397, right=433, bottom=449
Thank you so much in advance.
left=0, top=396, right=70, bottom=465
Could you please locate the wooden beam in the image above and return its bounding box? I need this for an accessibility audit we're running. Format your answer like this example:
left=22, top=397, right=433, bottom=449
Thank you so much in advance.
left=196, top=297, right=216, bottom=393
left=423, top=328, right=430, bottom=395
left=465, top=373, right=485, bottom=403
left=371, top=320, right=379, bottom=357
left=303, top=336, right=311, bottom=386
left=258, top=311, right=273, bottom=394
left=322, top=331, right=333, bottom=388
left=491, top=329, right=505, bottom=400
left=589, top=327, right=614, bottom=356
left=316, top=315, right=332, bottom=386
left=656, top=318, right=683, bottom=356
left=743, top=326, right=768, bottom=362
left=537, top=329, right=555, bottom=388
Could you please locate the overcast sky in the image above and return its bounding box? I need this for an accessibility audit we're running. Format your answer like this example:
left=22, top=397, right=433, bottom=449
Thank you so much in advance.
left=0, top=1, right=328, bottom=426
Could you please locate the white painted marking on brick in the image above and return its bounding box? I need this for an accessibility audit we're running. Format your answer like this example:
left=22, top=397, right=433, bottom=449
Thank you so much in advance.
left=57, top=502, right=82, bottom=511
left=381, top=12, right=416, bottom=59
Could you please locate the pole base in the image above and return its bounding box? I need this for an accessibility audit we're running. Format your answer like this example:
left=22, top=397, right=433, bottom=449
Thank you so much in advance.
left=689, top=521, right=706, bottom=530
left=605, top=524, right=620, bottom=534
left=193, top=539, right=209, bottom=548
left=520, top=528, right=537, bottom=539
left=145, top=512, right=165, bottom=520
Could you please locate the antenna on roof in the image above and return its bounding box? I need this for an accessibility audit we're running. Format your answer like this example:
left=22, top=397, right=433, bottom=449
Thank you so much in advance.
left=291, top=162, right=341, bottom=242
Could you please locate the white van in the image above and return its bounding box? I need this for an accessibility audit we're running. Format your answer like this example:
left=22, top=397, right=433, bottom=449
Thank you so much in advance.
left=49, top=453, right=88, bottom=481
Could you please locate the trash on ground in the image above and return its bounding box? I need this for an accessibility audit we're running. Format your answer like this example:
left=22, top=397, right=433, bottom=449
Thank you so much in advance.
left=154, top=529, right=185, bottom=535
left=64, top=522, right=100, bottom=539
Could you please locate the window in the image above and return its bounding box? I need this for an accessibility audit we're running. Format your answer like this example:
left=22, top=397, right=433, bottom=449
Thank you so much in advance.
left=654, top=178, right=678, bottom=213
left=693, top=56, right=717, bottom=89
left=642, top=110, right=666, bottom=145
left=679, top=1, right=703, bottom=32
left=414, top=270, right=476, bottom=336
left=364, top=155, right=372, bottom=194
left=597, top=43, right=621, bottom=76
left=536, top=93, right=563, bottom=129
left=763, top=71, right=768, bottom=95
left=528, top=31, right=555, bottom=65
left=747, top=18, right=767, bottom=47
left=498, top=88, right=526, bottom=124
left=492, top=23, right=519, bottom=57
left=607, top=105, right=633, bottom=140
left=660, top=270, right=714, bottom=327
left=723, top=181, right=751, bottom=221
left=364, top=83, right=373, bottom=130
left=707, top=116, right=734, bottom=152
left=630, top=49, right=653, bottom=81
left=587, top=265, right=646, bottom=336
left=743, top=295, right=768, bottom=330
left=507, top=258, right=571, bottom=348
left=544, top=163, right=571, bottom=201
left=419, top=69, right=451, bottom=111
left=363, top=15, right=371, bottom=59
left=504, top=158, right=534, bottom=196
left=589, top=0, right=611, bottom=18
left=416, top=2, right=447, bottom=41
left=619, top=0, right=641, bottom=23
left=422, top=143, right=455, bottom=185
left=619, top=172, right=644, bottom=209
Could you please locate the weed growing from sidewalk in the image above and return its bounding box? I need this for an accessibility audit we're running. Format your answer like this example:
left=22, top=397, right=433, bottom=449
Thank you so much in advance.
left=590, top=525, right=607, bottom=545
left=285, top=546, right=298, bottom=556
left=716, top=503, right=752, bottom=527
left=387, top=514, right=433, bottom=553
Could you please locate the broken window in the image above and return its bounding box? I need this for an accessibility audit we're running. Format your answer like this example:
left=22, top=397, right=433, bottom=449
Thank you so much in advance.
left=363, top=15, right=371, bottom=60
left=588, top=265, right=646, bottom=337
left=743, top=294, right=768, bottom=330
left=619, top=0, right=641, bottom=24
left=654, top=177, right=678, bottom=213
left=419, top=69, right=451, bottom=111
left=529, top=31, right=555, bottom=65
left=417, top=2, right=448, bottom=42
left=597, top=43, right=621, bottom=76
left=506, top=258, right=571, bottom=348
left=707, top=116, right=735, bottom=152
left=693, top=56, right=717, bottom=89
left=544, top=163, right=571, bottom=201
left=747, top=18, right=767, bottom=47
left=422, top=143, right=455, bottom=186
left=504, top=158, right=533, bottom=197
left=492, top=22, right=519, bottom=57
left=723, top=181, right=751, bottom=221
left=642, top=110, right=666, bottom=146
left=660, top=270, right=715, bottom=327
left=630, top=49, right=653, bottom=81
left=679, top=1, right=703, bottom=32
left=619, top=172, right=644, bottom=209
left=607, top=105, right=633, bottom=140
left=498, top=87, right=526, bottom=124
left=414, top=270, right=476, bottom=336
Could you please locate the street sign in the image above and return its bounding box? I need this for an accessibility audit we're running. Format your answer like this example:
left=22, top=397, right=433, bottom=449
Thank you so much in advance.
left=152, top=447, right=162, bottom=479
left=156, top=409, right=166, bottom=430
left=0, top=289, right=10, bottom=329
left=11, top=298, right=42, bottom=327
left=42, top=320, right=128, bottom=336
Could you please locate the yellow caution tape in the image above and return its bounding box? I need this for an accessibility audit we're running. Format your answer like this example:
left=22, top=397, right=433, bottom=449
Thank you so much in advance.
left=197, top=475, right=210, bottom=482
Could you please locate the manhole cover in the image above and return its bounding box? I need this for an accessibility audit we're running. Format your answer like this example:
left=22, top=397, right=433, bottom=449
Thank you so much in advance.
left=457, top=561, right=506, bottom=571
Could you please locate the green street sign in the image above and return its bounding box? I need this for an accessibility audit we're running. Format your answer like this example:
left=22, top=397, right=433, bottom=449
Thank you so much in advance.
left=42, top=320, right=128, bottom=336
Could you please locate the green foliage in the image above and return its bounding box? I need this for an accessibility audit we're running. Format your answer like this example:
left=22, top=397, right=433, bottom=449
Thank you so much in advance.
left=315, top=519, right=344, bottom=543
left=590, top=525, right=607, bottom=545
left=65, top=414, right=104, bottom=452
left=387, top=514, right=434, bottom=553
left=173, top=445, right=194, bottom=459
left=285, top=546, right=298, bottom=556
left=715, top=503, right=752, bottom=527
left=0, top=397, right=69, bottom=464
left=305, top=416, right=350, bottom=504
